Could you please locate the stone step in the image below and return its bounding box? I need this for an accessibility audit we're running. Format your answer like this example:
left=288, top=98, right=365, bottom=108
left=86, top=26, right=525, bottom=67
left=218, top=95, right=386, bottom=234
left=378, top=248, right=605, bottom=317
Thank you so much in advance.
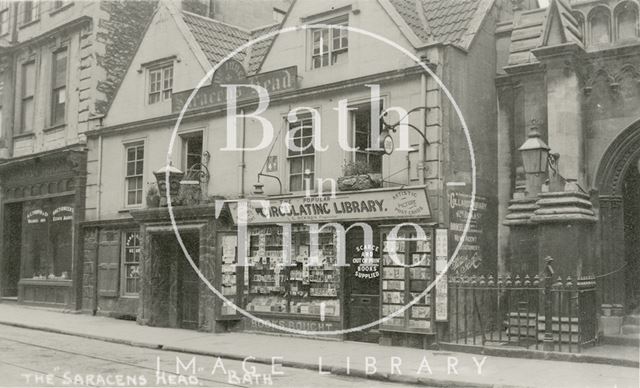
left=624, top=314, right=640, bottom=326
left=601, top=333, right=640, bottom=347
left=621, top=324, right=640, bottom=335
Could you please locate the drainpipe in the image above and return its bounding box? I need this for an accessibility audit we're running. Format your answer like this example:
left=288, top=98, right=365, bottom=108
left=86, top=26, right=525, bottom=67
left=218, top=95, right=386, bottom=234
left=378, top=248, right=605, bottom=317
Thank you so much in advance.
left=96, top=135, right=103, bottom=217
left=420, top=72, right=427, bottom=185
left=239, top=110, right=246, bottom=198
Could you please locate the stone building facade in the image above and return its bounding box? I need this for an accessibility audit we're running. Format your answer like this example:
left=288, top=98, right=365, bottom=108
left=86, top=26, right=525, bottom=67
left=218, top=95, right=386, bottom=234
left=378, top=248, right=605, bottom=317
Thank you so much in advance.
left=498, top=0, right=640, bottom=325
left=0, top=0, right=157, bottom=310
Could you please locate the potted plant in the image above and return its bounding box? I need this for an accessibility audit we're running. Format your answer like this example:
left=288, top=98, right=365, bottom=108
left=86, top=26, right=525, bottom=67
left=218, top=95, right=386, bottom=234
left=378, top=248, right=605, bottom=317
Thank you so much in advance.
left=337, top=160, right=382, bottom=191
left=146, top=182, right=161, bottom=208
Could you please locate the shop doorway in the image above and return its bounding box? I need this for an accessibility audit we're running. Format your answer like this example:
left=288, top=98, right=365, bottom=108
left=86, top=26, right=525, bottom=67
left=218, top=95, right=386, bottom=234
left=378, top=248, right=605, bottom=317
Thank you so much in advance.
left=177, top=233, right=200, bottom=329
left=148, top=232, right=200, bottom=329
left=345, top=229, right=380, bottom=343
left=623, top=164, right=640, bottom=312
left=1, top=203, right=22, bottom=298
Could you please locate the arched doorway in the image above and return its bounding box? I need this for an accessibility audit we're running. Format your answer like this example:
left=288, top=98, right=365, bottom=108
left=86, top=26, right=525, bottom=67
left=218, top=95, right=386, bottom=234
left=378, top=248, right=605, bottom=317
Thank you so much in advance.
left=622, top=162, right=640, bottom=311
left=596, top=118, right=640, bottom=312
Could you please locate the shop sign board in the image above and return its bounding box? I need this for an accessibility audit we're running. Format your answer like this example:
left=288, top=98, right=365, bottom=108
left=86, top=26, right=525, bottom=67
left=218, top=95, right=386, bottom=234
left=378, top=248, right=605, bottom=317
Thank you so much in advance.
left=171, top=64, right=298, bottom=113
left=447, top=190, right=489, bottom=275
left=246, top=317, right=339, bottom=333
left=26, top=209, right=48, bottom=224
left=435, top=228, right=448, bottom=322
left=228, top=187, right=431, bottom=225
left=52, top=206, right=73, bottom=222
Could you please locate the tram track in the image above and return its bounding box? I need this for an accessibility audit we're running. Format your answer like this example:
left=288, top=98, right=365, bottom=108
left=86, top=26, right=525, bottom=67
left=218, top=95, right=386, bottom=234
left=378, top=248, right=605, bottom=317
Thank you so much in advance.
left=0, top=334, right=248, bottom=388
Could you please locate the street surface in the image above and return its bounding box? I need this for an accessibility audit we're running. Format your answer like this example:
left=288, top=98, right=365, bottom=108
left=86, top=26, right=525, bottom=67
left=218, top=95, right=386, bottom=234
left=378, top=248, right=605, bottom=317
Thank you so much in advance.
left=0, top=325, right=409, bottom=388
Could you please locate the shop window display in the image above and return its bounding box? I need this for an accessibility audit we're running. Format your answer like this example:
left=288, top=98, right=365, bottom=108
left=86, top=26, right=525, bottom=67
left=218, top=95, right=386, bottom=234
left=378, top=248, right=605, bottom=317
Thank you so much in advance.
left=246, top=225, right=341, bottom=318
left=380, top=226, right=434, bottom=332
left=22, top=197, right=73, bottom=280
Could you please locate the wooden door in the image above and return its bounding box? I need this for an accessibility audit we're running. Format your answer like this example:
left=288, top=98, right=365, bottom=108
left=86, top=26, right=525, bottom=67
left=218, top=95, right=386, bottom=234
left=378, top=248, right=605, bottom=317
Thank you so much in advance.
left=178, top=234, right=200, bottom=330
left=345, top=229, right=381, bottom=342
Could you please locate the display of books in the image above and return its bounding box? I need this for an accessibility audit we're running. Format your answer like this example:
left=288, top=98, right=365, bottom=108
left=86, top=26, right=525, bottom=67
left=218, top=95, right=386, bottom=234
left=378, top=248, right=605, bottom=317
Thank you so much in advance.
left=380, top=228, right=433, bottom=332
left=247, top=227, right=341, bottom=317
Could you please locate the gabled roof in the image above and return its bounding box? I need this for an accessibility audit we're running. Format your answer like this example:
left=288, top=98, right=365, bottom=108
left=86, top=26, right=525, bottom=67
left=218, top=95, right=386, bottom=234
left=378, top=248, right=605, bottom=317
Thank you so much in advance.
left=384, top=0, right=496, bottom=50
left=506, top=0, right=583, bottom=67
left=180, top=10, right=279, bottom=75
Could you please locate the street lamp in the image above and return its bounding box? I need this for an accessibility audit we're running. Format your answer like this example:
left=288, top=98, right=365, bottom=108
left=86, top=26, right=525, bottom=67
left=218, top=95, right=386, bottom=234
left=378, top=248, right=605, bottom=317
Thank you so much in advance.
left=518, top=122, right=562, bottom=196
left=518, top=126, right=550, bottom=175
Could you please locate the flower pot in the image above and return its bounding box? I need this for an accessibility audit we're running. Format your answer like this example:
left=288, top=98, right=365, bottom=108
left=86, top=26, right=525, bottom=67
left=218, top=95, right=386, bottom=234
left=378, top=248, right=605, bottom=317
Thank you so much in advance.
left=337, top=173, right=382, bottom=191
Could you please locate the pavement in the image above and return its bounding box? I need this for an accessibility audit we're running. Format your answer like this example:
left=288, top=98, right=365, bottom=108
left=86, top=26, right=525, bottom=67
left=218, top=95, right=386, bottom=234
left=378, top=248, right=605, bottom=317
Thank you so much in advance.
left=0, top=325, right=403, bottom=388
left=0, top=303, right=638, bottom=388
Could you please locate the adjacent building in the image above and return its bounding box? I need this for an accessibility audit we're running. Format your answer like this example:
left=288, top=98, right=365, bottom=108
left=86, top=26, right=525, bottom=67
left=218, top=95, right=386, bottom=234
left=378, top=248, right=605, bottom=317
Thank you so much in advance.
left=0, top=0, right=157, bottom=310
left=498, top=0, right=640, bottom=329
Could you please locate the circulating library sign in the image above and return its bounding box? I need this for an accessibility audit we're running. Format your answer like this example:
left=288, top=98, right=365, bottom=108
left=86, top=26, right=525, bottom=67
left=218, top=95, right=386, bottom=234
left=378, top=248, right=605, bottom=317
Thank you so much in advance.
left=228, top=187, right=431, bottom=225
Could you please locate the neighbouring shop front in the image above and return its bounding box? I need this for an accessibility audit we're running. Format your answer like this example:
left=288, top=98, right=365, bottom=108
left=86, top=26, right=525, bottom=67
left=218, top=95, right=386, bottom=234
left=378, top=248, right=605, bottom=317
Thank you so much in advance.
left=219, top=186, right=436, bottom=344
left=0, top=147, right=86, bottom=309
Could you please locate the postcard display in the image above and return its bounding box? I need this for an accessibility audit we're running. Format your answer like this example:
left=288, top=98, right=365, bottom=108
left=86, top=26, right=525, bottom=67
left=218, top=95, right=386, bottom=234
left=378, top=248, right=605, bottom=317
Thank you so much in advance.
left=245, top=225, right=341, bottom=321
left=215, top=233, right=244, bottom=319
left=379, top=226, right=435, bottom=333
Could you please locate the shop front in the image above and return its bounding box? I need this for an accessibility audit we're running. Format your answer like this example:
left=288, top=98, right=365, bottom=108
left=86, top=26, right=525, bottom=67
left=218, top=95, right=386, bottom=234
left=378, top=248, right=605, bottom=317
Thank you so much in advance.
left=0, top=147, right=86, bottom=309
left=221, top=186, right=435, bottom=344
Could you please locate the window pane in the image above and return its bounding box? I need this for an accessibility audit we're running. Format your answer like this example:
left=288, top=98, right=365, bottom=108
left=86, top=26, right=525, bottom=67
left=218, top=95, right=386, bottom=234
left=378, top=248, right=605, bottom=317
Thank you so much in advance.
left=51, top=87, right=65, bottom=126
left=290, top=157, right=302, bottom=174
left=0, top=10, right=8, bottom=35
left=21, top=98, right=34, bottom=132
left=370, top=154, right=382, bottom=174
left=22, top=63, right=35, bottom=97
left=289, top=175, right=302, bottom=192
left=53, top=49, right=67, bottom=88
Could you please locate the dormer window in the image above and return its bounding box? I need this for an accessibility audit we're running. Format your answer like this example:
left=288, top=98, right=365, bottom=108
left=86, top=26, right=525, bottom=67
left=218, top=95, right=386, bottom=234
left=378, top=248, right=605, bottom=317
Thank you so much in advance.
left=311, top=16, right=348, bottom=69
left=148, top=64, right=173, bottom=105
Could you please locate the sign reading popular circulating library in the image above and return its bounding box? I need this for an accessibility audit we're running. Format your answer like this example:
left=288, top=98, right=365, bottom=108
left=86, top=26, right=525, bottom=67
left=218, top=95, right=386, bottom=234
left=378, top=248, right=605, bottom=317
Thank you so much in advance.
left=227, top=187, right=431, bottom=225
left=171, top=63, right=298, bottom=113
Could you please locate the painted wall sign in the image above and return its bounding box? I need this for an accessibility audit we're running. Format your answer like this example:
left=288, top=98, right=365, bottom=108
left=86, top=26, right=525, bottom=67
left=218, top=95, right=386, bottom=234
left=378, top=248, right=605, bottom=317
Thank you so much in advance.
left=171, top=65, right=298, bottom=112
left=247, top=317, right=338, bottom=333
left=353, top=244, right=380, bottom=279
left=447, top=191, right=489, bottom=275
left=26, top=209, right=48, bottom=224
left=227, top=187, right=431, bottom=225
left=52, top=206, right=74, bottom=222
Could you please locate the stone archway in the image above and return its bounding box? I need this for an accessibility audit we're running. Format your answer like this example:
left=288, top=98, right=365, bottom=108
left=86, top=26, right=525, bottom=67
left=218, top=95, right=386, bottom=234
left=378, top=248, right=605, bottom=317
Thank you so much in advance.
left=595, top=118, right=640, bottom=308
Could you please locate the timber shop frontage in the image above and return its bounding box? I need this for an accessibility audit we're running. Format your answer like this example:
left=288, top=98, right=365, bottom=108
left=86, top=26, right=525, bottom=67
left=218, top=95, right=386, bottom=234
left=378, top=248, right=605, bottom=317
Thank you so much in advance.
left=0, top=145, right=86, bottom=309
left=219, top=185, right=437, bottom=345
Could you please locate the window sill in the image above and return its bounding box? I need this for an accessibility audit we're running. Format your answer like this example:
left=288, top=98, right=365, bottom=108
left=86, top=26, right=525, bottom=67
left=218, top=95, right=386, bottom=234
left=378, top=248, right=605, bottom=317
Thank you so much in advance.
left=18, top=19, right=40, bottom=30
left=49, top=3, right=74, bottom=16
left=119, top=294, right=139, bottom=299
left=13, top=132, right=35, bottom=140
left=0, top=32, right=9, bottom=39
left=118, top=206, right=143, bottom=213
left=43, top=123, right=66, bottom=133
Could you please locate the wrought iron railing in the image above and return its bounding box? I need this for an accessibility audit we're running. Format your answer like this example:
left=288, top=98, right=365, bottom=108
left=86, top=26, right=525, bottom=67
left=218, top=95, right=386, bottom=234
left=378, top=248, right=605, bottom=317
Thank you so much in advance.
left=446, top=267, right=597, bottom=353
